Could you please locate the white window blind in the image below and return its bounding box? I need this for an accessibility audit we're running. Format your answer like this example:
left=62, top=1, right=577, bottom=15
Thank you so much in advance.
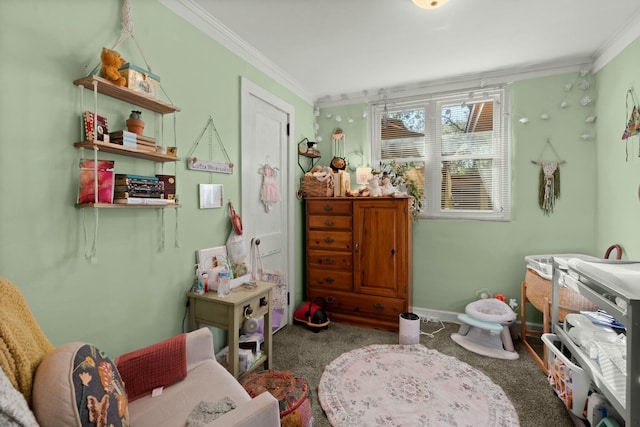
left=372, top=86, right=510, bottom=221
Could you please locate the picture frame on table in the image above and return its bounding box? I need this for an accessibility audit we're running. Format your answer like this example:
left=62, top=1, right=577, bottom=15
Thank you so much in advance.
left=197, top=246, right=228, bottom=271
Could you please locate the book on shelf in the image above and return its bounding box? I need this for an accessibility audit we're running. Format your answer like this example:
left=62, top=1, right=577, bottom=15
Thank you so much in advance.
left=114, top=174, right=159, bottom=186
left=113, top=197, right=168, bottom=206
left=114, top=192, right=164, bottom=199
left=109, top=130, right=137, bottom=148
left=155, top=175, right=176, bottom=199
left=83, top=111, right=109, bottom=142
left=77, top=160, right=115, bottom=204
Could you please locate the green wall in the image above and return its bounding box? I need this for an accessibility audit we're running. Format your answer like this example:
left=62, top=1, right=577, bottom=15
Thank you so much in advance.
left=1, top=1, right=638, bottom=357
left=0, top=0, right=313, bottom=357
left=594, top=36, right=640, bottom=258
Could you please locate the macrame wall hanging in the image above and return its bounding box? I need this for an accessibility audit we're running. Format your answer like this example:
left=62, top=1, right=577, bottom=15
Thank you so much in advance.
left=531, top=139, right=566, bottom=216
left=621, top=89, right=640, bottom=161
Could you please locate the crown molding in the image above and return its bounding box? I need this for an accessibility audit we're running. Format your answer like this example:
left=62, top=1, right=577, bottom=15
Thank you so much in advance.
left=159, top=0, right=314, bottom=105
left=592, top=8, right=640, bottom=73
left=315, top=58, right=593, bottom=108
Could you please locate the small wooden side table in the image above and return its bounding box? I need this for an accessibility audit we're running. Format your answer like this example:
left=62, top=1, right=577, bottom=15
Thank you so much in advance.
left=187, top=281, right=275, bottom=378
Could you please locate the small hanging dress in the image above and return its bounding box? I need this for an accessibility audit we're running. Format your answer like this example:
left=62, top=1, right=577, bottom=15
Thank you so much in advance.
left=260, top=164, right=281, bottom=212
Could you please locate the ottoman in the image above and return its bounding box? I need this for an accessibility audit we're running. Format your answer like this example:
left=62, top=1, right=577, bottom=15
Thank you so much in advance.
left=241, top=370, right=313, bottom=427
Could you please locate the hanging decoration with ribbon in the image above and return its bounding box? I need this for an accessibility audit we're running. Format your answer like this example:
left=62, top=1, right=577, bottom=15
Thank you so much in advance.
left=621, top=89, right=640, bottom=161
left=531, top=138, right=566, bottom=216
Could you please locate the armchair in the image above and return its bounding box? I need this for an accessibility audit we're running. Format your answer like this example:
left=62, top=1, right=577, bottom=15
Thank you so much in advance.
left=0, top=277, right=280, bottom=427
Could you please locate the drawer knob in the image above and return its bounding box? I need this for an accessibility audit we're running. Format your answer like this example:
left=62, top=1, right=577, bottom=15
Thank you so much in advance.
left=259, top=297, right=268, bottom=307
left=323, top=205, right=333, bottom=211
left=373, top=303, right=384, bottom=310
left=323, top=257, right=335, bottom=264
left=324, top=219, right=335, bottom=226
left=325, top=277, right=335, bottom=284
left=324, top=237, right=334, bottom=244
left=391, top=248, right=396, bottom=255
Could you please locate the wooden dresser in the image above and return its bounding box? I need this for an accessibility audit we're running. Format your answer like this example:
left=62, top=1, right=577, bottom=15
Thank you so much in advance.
left=305, top=197, right=412, bottom=331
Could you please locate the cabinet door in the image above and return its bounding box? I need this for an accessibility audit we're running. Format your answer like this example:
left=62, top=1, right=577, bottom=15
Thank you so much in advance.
left=353, top=199, right=409, bottom=298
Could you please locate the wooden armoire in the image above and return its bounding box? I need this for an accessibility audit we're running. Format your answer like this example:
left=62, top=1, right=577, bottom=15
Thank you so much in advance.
left=304, top=196, right=413, bottom=331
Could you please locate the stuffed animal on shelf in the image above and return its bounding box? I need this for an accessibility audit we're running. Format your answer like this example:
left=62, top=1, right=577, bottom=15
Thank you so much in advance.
left=100, top=47, right=126, bottom=86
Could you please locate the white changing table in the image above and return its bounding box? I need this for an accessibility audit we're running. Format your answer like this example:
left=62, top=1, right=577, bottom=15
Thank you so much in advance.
left=551, top=257, right=640, bottom=425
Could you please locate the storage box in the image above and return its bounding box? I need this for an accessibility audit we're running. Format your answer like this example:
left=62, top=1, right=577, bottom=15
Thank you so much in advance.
left=542, top=333, right=590, bottom=418
left=118, top=63, right=160, bottom=97
left=301, top=174, right=334, bottom=197
left=77, top=160, right=115, bottom=204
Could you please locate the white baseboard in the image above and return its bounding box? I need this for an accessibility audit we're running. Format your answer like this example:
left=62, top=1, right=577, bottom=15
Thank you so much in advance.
left=410, top=307, right=461, bottom=324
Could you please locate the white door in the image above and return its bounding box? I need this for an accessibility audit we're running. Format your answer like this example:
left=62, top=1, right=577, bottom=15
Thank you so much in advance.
left=241, top=78, right=295, bottom=332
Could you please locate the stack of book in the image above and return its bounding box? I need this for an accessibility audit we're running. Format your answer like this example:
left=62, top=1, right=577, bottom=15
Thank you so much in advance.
left=109, top=130, right=157, bottom=152
left=113, top=174, right=167, bottom=205
left=135, top=134, right=157, bottom=153
left=109, top=130, right=137, bottom=148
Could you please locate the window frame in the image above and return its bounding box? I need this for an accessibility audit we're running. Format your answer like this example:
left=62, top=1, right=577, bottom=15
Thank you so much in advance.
left=370, top=86, right=511, bottom=221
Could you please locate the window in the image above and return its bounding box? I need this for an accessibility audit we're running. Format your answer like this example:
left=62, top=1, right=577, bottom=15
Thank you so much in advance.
left=371, top=87, right=510, bottom=221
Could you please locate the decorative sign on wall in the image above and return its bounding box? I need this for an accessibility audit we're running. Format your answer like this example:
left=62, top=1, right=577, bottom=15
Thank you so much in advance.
left=185, top=115, right=234, bottom=174
left=188, top=158, right=233, bottom=174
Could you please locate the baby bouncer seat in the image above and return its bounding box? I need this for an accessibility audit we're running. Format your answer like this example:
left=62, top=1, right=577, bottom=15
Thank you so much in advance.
left=451, top=298, right=519, bottom=360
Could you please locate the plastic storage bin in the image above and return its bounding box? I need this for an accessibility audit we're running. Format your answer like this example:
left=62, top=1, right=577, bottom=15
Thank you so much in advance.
left=542, top=333, right=590, bottom=418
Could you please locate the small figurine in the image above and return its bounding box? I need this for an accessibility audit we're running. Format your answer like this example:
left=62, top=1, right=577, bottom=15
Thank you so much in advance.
left=380, top=171, right=395, bottom=195
left=367, top=175, right=383, bottom=197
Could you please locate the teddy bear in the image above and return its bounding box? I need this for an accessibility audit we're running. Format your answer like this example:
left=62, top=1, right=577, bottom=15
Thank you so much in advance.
left=100, top=47, right=126, bottom=87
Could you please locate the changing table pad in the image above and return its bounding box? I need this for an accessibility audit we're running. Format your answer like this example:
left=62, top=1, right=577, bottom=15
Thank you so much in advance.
left=571, top=259, right=640, bottom=300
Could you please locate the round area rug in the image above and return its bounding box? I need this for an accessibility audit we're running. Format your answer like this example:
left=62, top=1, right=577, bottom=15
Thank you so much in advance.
left=318, top=344, right=520, bottom=427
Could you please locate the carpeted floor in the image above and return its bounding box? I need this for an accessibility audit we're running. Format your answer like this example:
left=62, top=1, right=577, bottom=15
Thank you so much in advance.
left=272, top=320, right=575, bottom=427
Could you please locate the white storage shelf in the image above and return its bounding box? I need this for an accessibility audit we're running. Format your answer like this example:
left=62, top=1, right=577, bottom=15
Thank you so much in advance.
left=551, top=258, right=640, bottom=425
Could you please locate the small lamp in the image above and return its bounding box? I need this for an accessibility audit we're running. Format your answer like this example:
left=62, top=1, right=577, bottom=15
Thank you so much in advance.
left=356, top=167, right=372, bottom=185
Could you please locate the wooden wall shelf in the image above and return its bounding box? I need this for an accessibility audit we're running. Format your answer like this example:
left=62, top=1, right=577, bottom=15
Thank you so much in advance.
left=74, top=141, right=179, bottom=162
left=76, top=203, right=181, bottom=209
left=73, top=76, right=180, bottom=114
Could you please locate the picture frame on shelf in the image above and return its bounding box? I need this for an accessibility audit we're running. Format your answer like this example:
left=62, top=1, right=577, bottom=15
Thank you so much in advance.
left=83, top=111, right=109, bottom=142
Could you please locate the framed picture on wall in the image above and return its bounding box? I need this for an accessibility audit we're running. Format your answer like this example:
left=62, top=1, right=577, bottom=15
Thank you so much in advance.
left=198, top=184, right=223, bottom=209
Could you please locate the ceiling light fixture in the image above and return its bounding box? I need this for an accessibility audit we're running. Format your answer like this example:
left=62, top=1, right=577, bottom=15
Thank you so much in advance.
left=412, top=0, right=449, bottom=9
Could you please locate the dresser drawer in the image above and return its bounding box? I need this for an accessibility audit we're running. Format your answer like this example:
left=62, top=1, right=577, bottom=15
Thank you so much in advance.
left=307, top=269, right=352, bottom=291
left=308, top=214, right=352, bottom=230
left=308, top=249, right=352, bottom=270
left=308, top=289, right=406, bottom=321
left=307, top=200, right=352, bottom=215
left=308, top=230, right=352, bottom=251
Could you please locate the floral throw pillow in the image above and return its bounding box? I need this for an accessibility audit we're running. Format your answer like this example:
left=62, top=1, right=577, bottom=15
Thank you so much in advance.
left=73, top=344, right=129, bottom=427
left=32, top=342, right=129, bottom=427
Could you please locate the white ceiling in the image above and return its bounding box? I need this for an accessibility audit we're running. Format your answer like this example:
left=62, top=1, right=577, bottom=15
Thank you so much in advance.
left=163, top=0, right=640, bottom=105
